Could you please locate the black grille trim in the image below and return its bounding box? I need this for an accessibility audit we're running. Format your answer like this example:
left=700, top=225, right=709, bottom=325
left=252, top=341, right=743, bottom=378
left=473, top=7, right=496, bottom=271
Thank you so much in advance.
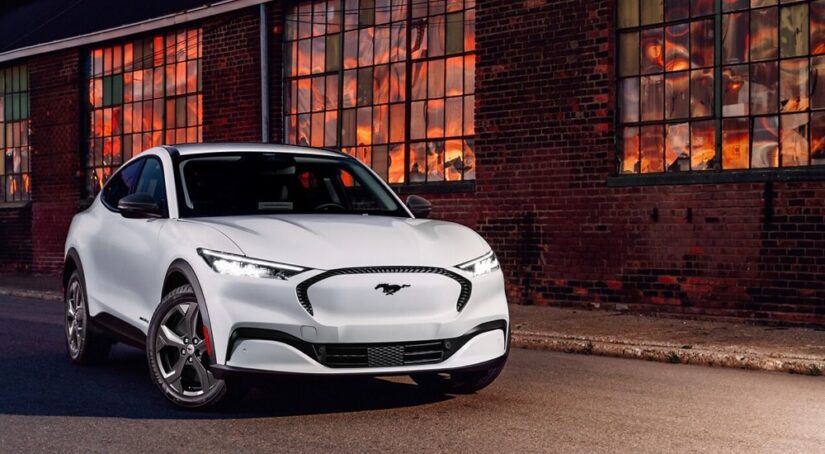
left=295, top=266, right=473, bottom=316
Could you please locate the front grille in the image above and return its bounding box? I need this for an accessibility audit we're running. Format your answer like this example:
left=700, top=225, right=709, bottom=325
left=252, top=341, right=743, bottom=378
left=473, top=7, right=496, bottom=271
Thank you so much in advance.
left=315, top=340, right=446, bottom=368
left=295, top=266, right=473, bottom=317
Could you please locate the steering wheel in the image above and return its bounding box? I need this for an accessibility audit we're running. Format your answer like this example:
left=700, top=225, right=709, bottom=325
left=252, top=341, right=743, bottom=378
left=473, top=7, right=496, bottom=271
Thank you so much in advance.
left=314, top=202, right=346, bottom=211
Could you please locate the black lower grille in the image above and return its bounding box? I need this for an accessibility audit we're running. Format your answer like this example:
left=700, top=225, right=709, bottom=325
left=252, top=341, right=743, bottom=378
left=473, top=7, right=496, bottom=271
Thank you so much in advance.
left=316, top=340, right=446, bottom=368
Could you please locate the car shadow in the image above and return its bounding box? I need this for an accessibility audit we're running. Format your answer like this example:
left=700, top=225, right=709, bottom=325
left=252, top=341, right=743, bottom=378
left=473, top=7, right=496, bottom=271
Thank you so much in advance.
left=0, top=318, right=453, bottom=419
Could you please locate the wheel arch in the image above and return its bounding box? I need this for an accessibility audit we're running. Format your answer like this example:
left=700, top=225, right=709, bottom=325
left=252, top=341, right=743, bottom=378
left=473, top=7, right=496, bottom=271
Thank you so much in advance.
left=63, top=248, right=84, bottom=292
left=162, top=259, right=217, bottom=364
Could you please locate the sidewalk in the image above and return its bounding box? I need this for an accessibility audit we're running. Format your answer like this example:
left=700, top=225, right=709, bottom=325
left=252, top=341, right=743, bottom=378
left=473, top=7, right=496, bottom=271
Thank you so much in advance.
left=2, top=273, right=824, bottom=376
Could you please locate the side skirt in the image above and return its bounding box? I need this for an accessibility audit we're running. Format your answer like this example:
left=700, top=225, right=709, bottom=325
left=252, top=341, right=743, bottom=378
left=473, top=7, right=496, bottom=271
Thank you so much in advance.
left=89, top=312, right=147, bottom=350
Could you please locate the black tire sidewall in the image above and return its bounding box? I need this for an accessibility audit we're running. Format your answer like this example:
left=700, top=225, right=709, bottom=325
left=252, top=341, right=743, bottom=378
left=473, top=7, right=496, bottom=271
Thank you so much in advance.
left=146, top=285, right=227, bottom=409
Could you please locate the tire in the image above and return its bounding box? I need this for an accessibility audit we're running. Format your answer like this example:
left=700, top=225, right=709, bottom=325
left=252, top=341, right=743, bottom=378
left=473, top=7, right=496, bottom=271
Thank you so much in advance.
left=64, top=269, right=111, bottom=364
left=411, top=356, right=508, bottom=394
left=146, top=284, right=238, bottom=409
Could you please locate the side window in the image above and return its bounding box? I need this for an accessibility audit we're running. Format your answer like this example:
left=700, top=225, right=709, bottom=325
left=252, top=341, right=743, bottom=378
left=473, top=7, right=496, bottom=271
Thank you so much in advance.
left=101, top=159, right=144, bottom=210
left=134, top=158, right=167, bottom=210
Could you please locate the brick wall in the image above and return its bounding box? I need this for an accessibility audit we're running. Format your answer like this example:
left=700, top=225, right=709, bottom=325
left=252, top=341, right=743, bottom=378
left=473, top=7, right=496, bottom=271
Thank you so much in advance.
left=0, top=205, right=32, bottom=271
left=29, top=49, right=83, bottom=273
left=202, top=6, right=262, bottom=142
left=415, top=0, right=825, bottom=325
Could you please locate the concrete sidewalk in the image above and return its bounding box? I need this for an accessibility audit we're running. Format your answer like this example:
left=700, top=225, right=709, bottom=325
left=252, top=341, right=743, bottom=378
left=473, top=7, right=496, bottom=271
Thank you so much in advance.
left=2, top=273, right=823, bottom=376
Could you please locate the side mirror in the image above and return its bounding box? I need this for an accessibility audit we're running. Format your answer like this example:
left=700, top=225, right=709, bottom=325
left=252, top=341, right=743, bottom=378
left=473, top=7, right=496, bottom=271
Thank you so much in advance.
left=406, top=195, right=432, bottom=219
left=118, top=193, right=164, bottom=219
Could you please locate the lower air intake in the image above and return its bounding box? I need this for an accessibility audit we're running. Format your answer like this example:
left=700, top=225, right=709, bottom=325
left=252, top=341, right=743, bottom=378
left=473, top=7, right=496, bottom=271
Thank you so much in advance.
left=316, top=340, right=446, bottom=368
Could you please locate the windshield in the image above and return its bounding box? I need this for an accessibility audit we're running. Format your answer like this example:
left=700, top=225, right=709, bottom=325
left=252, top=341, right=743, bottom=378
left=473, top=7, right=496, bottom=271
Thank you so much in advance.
left=174, top=152, right=408, bottom=218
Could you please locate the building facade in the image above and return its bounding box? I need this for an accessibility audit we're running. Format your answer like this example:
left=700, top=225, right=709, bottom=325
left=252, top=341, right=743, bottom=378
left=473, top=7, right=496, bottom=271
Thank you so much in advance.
left=1, top=0, right=825, bottom=324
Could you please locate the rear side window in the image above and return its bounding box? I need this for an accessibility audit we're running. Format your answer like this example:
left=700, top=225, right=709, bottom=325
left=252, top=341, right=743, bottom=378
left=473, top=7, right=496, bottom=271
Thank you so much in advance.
left=101, top=159, right=144, bottom=210
left=134, top=158, right=167, bottom=211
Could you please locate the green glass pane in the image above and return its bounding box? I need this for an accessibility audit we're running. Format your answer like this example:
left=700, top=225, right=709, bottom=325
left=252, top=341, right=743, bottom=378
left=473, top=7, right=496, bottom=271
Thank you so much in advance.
left=103, top=76, right=112, bottom=106
left=21, top=94, right=28, bottom=119
left=780, top=3, right=808, bottom=57
left=445, top=12, right=463, bottom=55
left=112, top=74, right=123, bottom=105
left=19, top=66, right=27, bottom=92
left=326, top=34, right=341, bottom=72
left=640, top=0, right=663, bottom=25
left=4, top=69, right=12, bottom=93
left=357, top=67, right=373, bottom=106
left=619, top=32, right=639, bottom=76
left=360, top=0, right=374, bottom=27
left=11, top=66, right=19, bottom=92
left=618, top=0, right=639, bottom=28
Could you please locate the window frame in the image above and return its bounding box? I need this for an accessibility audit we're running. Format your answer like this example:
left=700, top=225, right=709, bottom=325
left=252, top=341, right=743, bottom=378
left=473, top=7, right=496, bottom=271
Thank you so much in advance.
left=0, top=63, right=31, bottom=204
left=282, top=0, right=478, bottom=190
left=613, top=0, right=825, bottom=185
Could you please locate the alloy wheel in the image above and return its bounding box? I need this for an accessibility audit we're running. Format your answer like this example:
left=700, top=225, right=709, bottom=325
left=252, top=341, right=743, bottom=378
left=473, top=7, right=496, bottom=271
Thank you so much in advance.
left=154, top=302, right=216, bottom=397
left=65, top=278, right=85, bottom=358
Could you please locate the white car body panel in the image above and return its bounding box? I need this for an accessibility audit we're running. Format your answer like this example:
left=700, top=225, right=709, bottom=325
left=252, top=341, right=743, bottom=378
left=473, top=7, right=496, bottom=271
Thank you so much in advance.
left=64, top=144, right=509, bottom=376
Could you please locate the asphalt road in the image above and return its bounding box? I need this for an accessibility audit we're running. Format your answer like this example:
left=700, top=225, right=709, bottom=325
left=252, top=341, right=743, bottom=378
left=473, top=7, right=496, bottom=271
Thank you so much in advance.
left=1, top=295, right=824, bottom=453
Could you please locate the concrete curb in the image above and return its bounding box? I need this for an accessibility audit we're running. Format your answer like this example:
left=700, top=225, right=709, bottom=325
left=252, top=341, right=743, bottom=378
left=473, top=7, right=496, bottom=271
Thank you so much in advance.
left=511, top=330, right=825, bottom=377
left=3, top=286, right=823, bottom=377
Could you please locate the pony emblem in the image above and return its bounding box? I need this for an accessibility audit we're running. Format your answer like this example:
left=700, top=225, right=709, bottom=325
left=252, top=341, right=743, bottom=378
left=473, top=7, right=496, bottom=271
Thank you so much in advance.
left=374, top=283, right=411, bottom=295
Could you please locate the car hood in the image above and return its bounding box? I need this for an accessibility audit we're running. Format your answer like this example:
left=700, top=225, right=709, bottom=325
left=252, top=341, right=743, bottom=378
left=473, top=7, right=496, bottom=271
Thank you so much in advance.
left=180, top=214, right=489, bottom=270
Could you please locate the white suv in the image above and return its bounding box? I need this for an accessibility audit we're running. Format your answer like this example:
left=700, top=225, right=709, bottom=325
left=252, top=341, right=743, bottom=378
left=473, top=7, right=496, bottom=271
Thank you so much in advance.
left=63, top=144, right=509, bottom=408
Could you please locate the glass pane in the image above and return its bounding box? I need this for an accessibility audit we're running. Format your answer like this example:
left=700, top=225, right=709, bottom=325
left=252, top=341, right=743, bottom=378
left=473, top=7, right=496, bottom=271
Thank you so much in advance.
left=752, top=115, right=779, bottom=168
left=375, top=26, right=390, bottom=64
left=780, top=113, right=809, bottom=166
left=344, top=30, right=358, bottom=69
left=390, top=103, right=405, bottom=142
left=409, top=142, right=426, bottom=182
left=446, top=12, right=463, bottom=54
left=751, top=7, right=778, bottom=61
left=812, top=112, right=825, bottom=165
left=374, top=65, right=389, bottom=104
left=722, top=0, right=748, bottom=12
left=779, top=58, right=809, bottom=112
left=342, top=70, right=356, bottom=107
left=373, top=104, right=388, bottom=143
left=428, top=59, right=445, bottom=98
left=751, top=61, right=778, bottom=114
left=814, top=0, right=825, bottom=55
left=722, top=64, right=749, bottom=117
left=812, top=56, right=825, bottom=109
left=779, top=3, right=808, bottom=57
left=691, top=19, right=714, bottom=68
left=389, top=143, right=405, bottom=183
left=444, top=139, right=462, bottom=181
left=357, top=67, right=373, bottom=106
left=665, top=122, right=689, bottom=171
left=311, top=112, right=324, bottom=147
left=312, top=76, right=325, bottom=112
left=619, top=32, right=640, bottom=77
left=428, top=15, right=445, bottom=57
left=325, top=75, right=339, bottom=110
left=359, top=27, right=374, bottom=67
left=640, top=124, right=664, bottom=173
left=326, top=34, right=341, bottom=71
left=445, top=97, right=462, bottom=137
left=427, top=99, right=444, bottom=138
left=312, top=37, right=326, bottom=73
left=693, top=0, right=714, bottom=17
left=722, top=12, right=749, bottom=64
left=390, top=62, right=406, bottom=102
left=618, top=0, right=640, bottom=28
left=665, top=23, right=689, bottom=71
left=640, top=0, right=663, bottom=25
left=411, top=101, right=425, bottom=139
left=690, top=120, right=716, bottom=170
left=325, top=110, right=338, bottom=147
left=620, top=78, right=640, bottom=122
left=665, top=71, right=689, bottom=119
left=427, top=141, right=444, bottom=181
left=722, top=118, right=749, bottom=169
left=640, top=74, right=664, bottom=121
left=690, top=69, right=714, bottom=117
left=357, top=106, right=372, bottom=145
left=341, top=108, right=356, bottom=146
left=411, top=62, right=427, bottom=100
left=641, top=27, right=664, bottom=74
left=751, top=0, right=776, bottom=6
left=446, top=56, right=462, bottom=96
left=665, top=0, right=689, bottom=22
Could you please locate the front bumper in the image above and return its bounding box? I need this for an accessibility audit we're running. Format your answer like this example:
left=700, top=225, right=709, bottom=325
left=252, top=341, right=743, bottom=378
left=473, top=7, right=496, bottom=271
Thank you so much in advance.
left=212, top=320, right=508, bottom=377
left=194, top=259, right=509, bottom=375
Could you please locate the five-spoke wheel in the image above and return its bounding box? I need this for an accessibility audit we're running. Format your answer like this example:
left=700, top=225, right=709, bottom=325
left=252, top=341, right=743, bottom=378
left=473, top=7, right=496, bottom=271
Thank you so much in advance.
left=64, top=269, right=111, bottom=364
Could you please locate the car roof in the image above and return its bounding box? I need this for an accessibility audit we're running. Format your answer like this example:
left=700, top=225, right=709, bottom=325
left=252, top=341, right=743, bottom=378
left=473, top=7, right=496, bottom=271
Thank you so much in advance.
left=162, top=143, right=349, bottom=158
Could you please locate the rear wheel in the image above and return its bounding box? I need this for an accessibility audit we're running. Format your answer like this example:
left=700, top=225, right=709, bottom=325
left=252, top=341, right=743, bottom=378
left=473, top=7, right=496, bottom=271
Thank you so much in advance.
left=411, top=357, right=507, bottom=394
left=64, top=270, right=111, bottom=364
left=146, top=284, right=237, bottom=409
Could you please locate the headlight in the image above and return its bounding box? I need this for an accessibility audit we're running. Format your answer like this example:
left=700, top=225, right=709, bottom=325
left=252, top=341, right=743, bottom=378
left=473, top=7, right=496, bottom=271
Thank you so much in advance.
left=456, top=251, right=500, bottom=277
left=197, top=249, right=308, bottom=280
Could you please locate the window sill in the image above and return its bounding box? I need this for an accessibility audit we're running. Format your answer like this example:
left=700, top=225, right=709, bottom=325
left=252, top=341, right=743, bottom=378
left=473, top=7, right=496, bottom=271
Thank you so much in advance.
left=0, top=200, right=31, bottom=210
left=606, top=167, right=825, bottom=187
left=392, top=181, right=476, bottom=195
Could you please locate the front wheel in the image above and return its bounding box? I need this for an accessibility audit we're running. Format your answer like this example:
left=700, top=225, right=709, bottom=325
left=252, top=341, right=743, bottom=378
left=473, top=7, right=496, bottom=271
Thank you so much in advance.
left=146, top=284, right=232, bottom=409
left=411, top=356, right=507, bottom=394
left=64, top=270, right=111, bottom=364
